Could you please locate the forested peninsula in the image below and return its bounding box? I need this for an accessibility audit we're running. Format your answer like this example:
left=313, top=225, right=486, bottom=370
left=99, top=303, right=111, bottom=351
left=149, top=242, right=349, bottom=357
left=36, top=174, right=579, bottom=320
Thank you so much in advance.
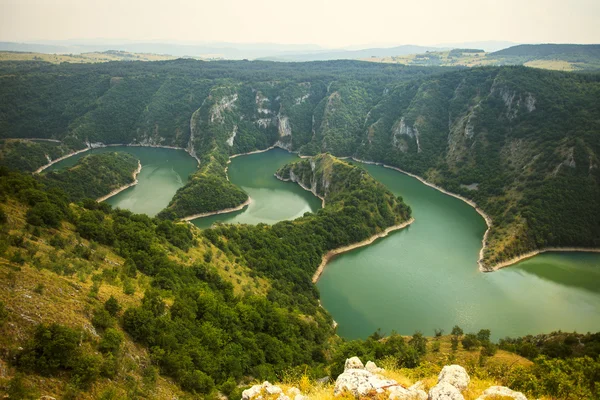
left=37, top=152, right=140, bottom=202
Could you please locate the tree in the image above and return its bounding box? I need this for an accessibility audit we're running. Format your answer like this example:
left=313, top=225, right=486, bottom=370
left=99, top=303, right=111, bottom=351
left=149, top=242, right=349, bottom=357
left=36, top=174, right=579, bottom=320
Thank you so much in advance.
left=477, top=329, right=491, bottom=344
left=462, top=333, right=479, bottom=350
left=451, top=325, right=464, bottom=336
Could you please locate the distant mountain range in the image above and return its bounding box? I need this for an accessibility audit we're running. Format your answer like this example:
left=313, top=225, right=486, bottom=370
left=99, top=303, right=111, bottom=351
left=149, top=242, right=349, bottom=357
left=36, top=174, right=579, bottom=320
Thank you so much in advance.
left=0, top=40, right=514, bottom=60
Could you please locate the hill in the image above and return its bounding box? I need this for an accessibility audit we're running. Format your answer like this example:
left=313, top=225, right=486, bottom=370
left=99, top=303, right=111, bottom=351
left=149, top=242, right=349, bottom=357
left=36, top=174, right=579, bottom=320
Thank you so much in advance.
left=365, top=44, right=600, bottom=71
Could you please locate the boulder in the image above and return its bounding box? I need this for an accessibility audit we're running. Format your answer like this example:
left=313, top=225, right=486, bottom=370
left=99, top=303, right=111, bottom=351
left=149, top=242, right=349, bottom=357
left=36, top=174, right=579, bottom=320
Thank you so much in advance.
left=345, top=356, right=365, bottom=370
left=266, top=385, right=283, bottom=395
left=334, top=368, right=397, bottom=397
left=242, top=381, right=284, bottom=400
left=437, top=365, right=470, bottom=391
left=428, top=382, right=465, bottom=400
left=287, top=388, right=301, bottom=397
left=242, top=385, right=262, bottom=400
left=388, top=385, right=428, bottom=400
left=476, top=386, right=527, bottom=400
left=365, top=361, right=384, bottom=374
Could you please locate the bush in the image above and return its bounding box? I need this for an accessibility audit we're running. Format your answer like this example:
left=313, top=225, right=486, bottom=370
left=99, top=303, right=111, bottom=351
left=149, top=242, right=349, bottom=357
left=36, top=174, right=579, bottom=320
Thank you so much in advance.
left=104, top=296, right=121, bottom=316
left=92, top=308, right=114, bottom=331
left=98, top=328, right=123, bottom=354
left=17, top=323, right=80, bottom=375
left=71, top=353, right=102, bottom=388
left=462, top=333, right=479, bottom=350
left=26, top=202, right=63, bottom=228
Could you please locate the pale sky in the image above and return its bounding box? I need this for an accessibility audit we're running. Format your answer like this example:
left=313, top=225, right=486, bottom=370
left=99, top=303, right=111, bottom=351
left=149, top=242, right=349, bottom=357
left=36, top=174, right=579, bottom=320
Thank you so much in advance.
left=1, top=0, right=599, bottom=47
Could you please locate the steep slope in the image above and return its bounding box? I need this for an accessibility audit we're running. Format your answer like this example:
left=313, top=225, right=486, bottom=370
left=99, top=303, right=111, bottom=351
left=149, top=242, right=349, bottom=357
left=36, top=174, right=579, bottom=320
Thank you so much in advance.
left=355, top=67, right=600, bottom=268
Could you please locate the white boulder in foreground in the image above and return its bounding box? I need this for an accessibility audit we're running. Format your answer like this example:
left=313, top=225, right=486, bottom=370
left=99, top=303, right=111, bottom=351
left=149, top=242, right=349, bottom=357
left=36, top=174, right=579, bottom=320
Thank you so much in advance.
left=428, top=381, right=464, bottom=400
left=334, top=358, right=427, bottom=399
left=476, top=386, right=527, bottom=400
left=437, top=365, right=470, bottom=391
left=242, top=381, right=306, bottom=400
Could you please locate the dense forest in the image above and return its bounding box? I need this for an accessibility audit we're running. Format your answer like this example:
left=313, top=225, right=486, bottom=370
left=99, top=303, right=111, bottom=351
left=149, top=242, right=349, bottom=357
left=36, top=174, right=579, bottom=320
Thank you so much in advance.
left=1, top=60, right=598, bottom=267
left=38, top=152, right=139, bottom=202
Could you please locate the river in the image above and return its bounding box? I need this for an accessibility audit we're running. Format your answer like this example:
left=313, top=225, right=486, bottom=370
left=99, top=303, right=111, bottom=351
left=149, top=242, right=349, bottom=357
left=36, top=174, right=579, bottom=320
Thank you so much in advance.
left=45, top=146, right=197, bottom=216
left=46, top=147, right=600, bottom=340
left=317, top=162, right=600, bottom=340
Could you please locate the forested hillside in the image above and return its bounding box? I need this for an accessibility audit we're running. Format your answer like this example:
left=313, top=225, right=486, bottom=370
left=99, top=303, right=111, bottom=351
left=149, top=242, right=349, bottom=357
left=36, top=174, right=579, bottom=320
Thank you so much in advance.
left=1, top=60, right=599, bottom=267
left=39, top=152, right=139, bottom=202
left=0, top=153, right=413, bottom=398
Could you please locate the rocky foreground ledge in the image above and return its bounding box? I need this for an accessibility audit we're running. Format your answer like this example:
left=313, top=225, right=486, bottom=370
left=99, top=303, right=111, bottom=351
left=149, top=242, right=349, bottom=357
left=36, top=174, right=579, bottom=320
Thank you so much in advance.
left=242, top=357, right=527, bottom=400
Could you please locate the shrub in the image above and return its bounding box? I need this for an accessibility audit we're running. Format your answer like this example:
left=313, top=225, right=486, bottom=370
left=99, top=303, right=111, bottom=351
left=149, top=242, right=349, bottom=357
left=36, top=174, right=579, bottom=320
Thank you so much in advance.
left=104, top=295, right=121, bottom=316
left=17, top=323, right=80, bottom=375
left=92, top=308, right=114, bottom=331
left=98, top=328, right=123, bottom=354
left=462, top=333, right=479, bottom=350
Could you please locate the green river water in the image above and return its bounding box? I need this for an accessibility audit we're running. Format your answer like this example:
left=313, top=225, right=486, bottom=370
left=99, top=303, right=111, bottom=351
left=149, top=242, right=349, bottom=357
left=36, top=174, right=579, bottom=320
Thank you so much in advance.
left=48, top=147, right=600, bottom=340
left=46, top=146, right=197, bottom=216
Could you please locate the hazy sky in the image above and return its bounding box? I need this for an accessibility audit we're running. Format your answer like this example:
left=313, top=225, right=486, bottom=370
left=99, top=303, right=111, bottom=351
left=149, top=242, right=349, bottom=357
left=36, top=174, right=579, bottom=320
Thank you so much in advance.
left=1, top=0, right=599, bottom=47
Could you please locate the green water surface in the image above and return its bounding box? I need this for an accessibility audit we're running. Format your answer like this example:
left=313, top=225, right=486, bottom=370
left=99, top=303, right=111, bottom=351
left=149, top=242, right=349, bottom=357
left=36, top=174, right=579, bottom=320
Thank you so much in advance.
left=316, top=163, right=600, bottom=340
left=46, top=146, right=197, bottom=216
left=191, top=149, right=321, bottom=229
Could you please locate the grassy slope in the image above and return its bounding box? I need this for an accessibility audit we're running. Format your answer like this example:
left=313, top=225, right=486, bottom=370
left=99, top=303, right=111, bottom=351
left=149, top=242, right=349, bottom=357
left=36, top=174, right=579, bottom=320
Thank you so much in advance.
left=0, top=199, right=267, bottom=398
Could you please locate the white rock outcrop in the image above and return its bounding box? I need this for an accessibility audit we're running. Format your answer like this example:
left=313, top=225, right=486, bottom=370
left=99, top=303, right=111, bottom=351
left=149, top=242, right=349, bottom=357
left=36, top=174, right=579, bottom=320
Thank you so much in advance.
left=345, top=356, right=364, bottom=370
left=428, top=381, right=464, bottom=400
left=243, top=382, right=306, bottom=400
left=437, top=365, right=470, bottom=391
left=334, top=357, right=426, bottom=399
left=365, top=361, right=384, bottom=373
left=476, top=386, right=527, bottom=400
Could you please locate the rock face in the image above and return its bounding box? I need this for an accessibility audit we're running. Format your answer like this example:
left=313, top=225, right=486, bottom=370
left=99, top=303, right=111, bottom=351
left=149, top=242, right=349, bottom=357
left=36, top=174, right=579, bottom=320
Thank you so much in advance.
left=476, top=386, right=527, bottom=400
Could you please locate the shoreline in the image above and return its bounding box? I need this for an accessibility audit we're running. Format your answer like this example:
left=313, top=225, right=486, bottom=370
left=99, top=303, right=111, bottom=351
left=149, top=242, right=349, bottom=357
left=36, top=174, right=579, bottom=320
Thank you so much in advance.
left=181, top=197, right=252, bottom=221
left=33, top=146, right=91, bottom=174
left=274, top=173, right=326, bottom=208
left=96, top=161, right=142, bottom=202
left=490, top=247, right=600, bottom=271
left=312, top=218, right=415, bottom=283
left=33, top=142, right=197, bottom=174
left=346, top=157, right=494, bottom=272
left=346, top=157, right=600, bottom=271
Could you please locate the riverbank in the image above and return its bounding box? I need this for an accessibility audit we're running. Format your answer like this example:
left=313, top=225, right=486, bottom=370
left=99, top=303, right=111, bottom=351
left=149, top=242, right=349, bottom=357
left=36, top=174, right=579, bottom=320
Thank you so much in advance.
left=274, top=172, right=326, bottom=208
left=490, top=247, right=600, bottom=271
left=312, top=218, right=415, bottom=283
left=181, top=197, right=252, bottom=222
left=33, top=142, right=198, bottom=174
left=346, top=157, right=494, bottom=272
left=96, top=161, right=142, bottom=202
left=33, top=146, right=91, bottom=174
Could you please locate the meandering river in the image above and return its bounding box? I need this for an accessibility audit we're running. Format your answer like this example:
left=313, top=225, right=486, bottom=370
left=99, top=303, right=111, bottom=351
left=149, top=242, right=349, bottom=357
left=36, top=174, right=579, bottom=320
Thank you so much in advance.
left=47, top=147, right=600, bottom=339
left=45, top=146, right=197, bottom=216
left=317, top=163, right=600, bottom=340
